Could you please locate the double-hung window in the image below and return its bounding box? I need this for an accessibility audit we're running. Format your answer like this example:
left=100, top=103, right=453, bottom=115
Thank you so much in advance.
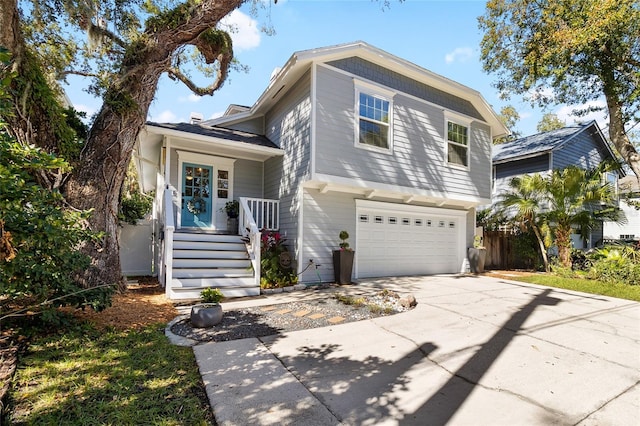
left=446, top=118, right=470, bottom=168
left=356, top=83, right=393, bottom=152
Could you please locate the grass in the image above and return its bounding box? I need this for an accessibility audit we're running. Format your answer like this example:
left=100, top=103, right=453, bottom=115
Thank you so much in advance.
left=7, top=321, right=213, bottom=425
left=507, top=274, right=640, bottom=302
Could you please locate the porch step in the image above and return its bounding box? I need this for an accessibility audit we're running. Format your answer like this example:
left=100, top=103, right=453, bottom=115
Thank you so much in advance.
left=173, top=233, right=244, bottom=243
left=172, top=268, right=252, bottom=279
left=168, top=231, right=258, bottom=300
left=173, top=241, right=247, bottom=251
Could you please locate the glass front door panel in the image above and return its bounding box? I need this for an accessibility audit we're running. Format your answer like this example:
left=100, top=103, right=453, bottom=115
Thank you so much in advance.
left=182, top=163, right=213, bottom=228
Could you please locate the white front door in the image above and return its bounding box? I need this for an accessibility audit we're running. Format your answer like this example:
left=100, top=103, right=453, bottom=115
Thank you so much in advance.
left=355, top=200, right=467, bottom=277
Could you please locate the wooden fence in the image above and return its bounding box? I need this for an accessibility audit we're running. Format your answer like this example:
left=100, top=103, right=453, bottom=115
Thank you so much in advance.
left=484, top=230, right=535, bottom=270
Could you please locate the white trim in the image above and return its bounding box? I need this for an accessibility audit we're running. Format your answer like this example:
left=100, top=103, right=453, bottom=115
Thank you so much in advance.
left=310, top=63, right=318, bottom=180
left=354, top=80, right=395, bottom=154
left=444, top=112, right=472, bottom=170
left=176, top=151, right=236, bottom=229
left=311, top=173, right=490, bottom=206
left=297, top=184, right=305, bottom=276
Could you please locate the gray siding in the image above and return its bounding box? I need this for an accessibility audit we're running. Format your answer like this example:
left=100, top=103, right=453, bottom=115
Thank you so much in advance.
left=493, top=154, right=549, bottom=197
left=300, top=189, right=357, bottom=283
left=233, top=159, right=264, bottom=199
left=553, top=130, right=610, bottom=170
left=263, top=70, right=312, bottom=257
left=221, top=117, right=264, bottom=135
left=314, top=65, right=493, bottom=199
left=328, top=57, right=483, bottom=120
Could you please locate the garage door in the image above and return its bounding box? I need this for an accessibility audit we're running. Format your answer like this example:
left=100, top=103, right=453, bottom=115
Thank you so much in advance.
left=356, top=200, right=467, bottom=278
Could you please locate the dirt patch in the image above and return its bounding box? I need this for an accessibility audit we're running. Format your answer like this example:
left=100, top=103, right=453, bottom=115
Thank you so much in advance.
left=70, top=278, right=178, bottom=331
left=484, top=270, right=537, bottom=280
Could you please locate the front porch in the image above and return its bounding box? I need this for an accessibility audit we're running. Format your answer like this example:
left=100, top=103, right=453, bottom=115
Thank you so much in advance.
left=159, top=194, right=279, bottom=299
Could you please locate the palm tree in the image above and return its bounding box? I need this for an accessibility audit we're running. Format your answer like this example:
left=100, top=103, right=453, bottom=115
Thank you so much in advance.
left=498, top=173, right=552, bottom=271
left=545, top=165, right=621, bottom=268
left=498, top=163, right=623, bottom=271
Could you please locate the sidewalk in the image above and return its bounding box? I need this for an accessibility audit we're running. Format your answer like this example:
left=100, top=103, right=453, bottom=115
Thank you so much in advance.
left=188, top=275, right=640, bottom=425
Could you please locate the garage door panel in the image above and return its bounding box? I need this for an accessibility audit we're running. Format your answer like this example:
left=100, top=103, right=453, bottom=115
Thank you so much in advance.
left=356, top=202, right=465, bottom=278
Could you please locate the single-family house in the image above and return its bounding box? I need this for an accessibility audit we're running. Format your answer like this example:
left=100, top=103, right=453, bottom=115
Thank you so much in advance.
left=603, top=175, right=640, bottom=243
left=133, top=41, right=508, bottom=299
left=491, top=121, right=620, bottom=249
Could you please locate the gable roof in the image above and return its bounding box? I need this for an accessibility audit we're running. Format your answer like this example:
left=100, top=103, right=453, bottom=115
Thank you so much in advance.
left=206, top=41, right=509, bottom=138
left=493, top=121, right=615, bottom=164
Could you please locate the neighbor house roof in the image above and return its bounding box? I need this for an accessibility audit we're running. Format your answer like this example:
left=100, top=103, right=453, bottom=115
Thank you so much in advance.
left=493, top=121, right=613, bottom=164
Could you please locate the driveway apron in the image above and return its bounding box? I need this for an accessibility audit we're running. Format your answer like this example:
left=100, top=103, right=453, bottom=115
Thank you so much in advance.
left=193, top=275, right=640, bottom=425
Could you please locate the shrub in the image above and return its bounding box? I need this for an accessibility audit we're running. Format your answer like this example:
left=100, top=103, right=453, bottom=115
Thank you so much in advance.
left=200, top=287, right=224, bottom=303
left=259, top=230, right=297, bottom=288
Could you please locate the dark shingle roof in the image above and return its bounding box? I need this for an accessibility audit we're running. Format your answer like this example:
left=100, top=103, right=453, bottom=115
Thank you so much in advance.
left=147, top=122, right=278, bottom=149
left=493, top=122, right=594, bottom=163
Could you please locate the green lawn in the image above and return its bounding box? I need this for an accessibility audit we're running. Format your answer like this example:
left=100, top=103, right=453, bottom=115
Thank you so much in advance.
left=8, top=322, right=213, bottom=425
left=508, top=274, right=640, bottom=302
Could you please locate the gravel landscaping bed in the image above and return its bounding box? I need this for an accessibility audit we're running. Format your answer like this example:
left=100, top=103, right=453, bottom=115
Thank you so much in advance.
left=171, top=290, right=416, bottom=343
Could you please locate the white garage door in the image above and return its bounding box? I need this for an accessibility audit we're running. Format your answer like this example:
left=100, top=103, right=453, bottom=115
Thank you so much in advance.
left=356, top=200, right=467, bottom=278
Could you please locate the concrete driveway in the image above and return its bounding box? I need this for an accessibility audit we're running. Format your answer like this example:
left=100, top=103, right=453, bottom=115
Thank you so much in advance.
left=193, top=275, right=640, bottom=425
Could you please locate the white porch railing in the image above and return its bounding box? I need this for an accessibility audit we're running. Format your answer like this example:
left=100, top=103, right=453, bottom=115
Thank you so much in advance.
left=241, top=197, right=280, bottom=231
left=162, top=188, right=175, bottom=298
left=239, top=197, right=280, bottom=288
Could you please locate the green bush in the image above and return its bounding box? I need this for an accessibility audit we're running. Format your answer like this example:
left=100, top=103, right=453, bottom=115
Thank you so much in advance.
left=0, top=51, right=112, bottom=324
left=259, top=230, right=297, bottom=288
left=585, top=245, right=640, bottom=286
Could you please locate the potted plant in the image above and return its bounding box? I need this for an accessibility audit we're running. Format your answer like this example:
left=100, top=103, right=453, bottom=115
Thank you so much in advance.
left=221, top=200, right=240, bottom=233
left=190, top=288, right=224, bottom=328
left=468, top=235, right=487, bottom=274
left=333, top=230, right=355, bottom=284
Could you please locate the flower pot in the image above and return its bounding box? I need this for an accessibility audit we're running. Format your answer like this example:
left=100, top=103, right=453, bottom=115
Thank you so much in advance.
left=227, top=217, right=239, bottom=234
left=190, top=303, right=223, bottom=328
left=468, top=247, right=487, bottom=274
left=333, top=250, right=355, bottom=284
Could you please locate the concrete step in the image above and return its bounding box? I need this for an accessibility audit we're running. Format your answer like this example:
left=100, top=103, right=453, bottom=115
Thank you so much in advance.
left=169, top=285, right=260, bottom=300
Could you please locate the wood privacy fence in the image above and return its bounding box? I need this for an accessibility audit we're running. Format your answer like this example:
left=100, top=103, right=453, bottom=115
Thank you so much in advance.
left=483, top=230, right=533, bottom=270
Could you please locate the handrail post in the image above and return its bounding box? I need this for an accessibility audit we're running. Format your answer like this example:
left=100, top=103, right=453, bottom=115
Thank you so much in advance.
left=163, top=188, right=175, bottom=299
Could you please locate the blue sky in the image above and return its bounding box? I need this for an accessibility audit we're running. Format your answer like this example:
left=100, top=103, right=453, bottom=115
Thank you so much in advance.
left=64, top=0, right=608, bottom=138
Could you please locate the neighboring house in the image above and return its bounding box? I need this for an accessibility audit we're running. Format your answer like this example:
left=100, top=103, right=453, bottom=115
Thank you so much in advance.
left=133, top=41, right=508, bottom=299
left=491, top=121, right=620, bottom=249
left=603, top=175, right=640, bottom=243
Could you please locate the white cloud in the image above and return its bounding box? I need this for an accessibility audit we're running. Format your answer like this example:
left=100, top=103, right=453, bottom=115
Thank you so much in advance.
left=555, top=99, right=608, bottom=129
left=179, top=93, right=202, bottom=103
left=152, top=110, right=178, bottom=122
left=445, top=47, right=473, bottom=64
left=219, top=10, right=261, bottom=52
left=209, top=111, right=224, bottom=120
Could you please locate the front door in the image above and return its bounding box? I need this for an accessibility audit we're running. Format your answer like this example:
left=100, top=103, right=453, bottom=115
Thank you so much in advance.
left=181, top=163, right=213, bottom=228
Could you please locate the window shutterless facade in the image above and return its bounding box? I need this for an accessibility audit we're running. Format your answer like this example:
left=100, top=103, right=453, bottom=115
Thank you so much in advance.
left=354, top=81, right=394, bottom=153
left=446, top=121, right=469, bottom=167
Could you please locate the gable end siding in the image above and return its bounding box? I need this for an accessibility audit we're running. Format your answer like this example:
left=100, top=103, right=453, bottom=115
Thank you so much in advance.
left=263, top=70, right=312, bottom=256
left=314, top=64, right=492, bottom=199
left=327, top=57, right=484, bottom=121
left=553, top=130, right=610, bottom=170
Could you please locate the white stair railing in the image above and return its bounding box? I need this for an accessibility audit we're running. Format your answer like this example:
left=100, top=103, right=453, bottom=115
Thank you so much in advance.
left=163, top=188, right=175, bottom=298
left=239, top=197, right=264, bottom=287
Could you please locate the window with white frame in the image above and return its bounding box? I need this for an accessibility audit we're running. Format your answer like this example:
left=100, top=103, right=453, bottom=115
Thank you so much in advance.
left=446, top=120, right=469, bottom=167
left=357, top=90, right=392, bottom=150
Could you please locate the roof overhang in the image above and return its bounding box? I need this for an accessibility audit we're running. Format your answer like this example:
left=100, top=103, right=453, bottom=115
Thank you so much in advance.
left=208, top=41, right=509, bottom=138
left=306, top=173, right=489, bottom=210
left=134, top=124, right=283, bottom=193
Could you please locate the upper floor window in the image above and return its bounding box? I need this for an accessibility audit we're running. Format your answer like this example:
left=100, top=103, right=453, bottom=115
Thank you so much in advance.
left=447, top=121, right=469, bottom=167
left=355, top=83, right=393, bottom=152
